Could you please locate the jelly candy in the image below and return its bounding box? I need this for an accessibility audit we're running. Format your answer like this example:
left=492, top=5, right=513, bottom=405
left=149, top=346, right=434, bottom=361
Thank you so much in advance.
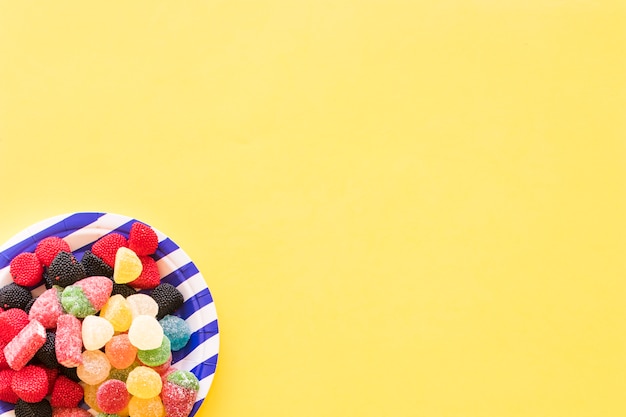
left=128, top=395, right=165, bottom=417
left=96, top=379, right=129, bottom=414
left=126, top=293, right=158, bottom=319
left=4, top=319, right=46, bottom=370
left=105, top=334, right=137, bottom=370
left=82, top=315, right=114, bottom=351
left=161, top=369, right=200, bottom=417
left=113, top=247, right=142, bottom=284
left=99, top=294, right=132, bottom=332
left=28, top=287, right=63, bottom=329
left=128, top=315, right=164, bottom=350
left=77, top=350, right=111, bottom=385
left=159, top=315, right=191, bottom=351
left=126, top=366, right=162, bottom=399
left=55, top=314, right=83, bottom=367
left=137, top=336, right=171, bottom=367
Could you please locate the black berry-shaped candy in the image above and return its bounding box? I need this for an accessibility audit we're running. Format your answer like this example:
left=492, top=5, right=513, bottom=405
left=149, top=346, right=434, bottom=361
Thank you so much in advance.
left=48, top=251, right=86, bottom=287
left=14, top=398, right=52, bottom=417
left=35, top=331, right=59, bottom=369
left=0, top=283, right=32, bottom=310
left=111, top=283, right=138, bottom=298
left=81, top=250, right=114, bottom=278
left=58, top=365, right=80, bottom=383
left=24, top=297, right=36, bottom=314
left=151, top=283, right=184, bottom=319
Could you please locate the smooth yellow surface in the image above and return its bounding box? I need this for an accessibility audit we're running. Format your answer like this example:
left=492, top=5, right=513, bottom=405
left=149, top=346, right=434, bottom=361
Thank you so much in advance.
left=1, top=1, right=625, bottom=416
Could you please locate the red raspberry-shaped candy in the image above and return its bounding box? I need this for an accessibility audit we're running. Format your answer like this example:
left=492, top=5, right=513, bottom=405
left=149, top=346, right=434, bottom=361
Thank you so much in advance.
left=129, top=255, right=161, bottom=289
left=0, top=369, right=18, bottom=403
left=10, top=252, right=43, bottom=287
left=0, top=309, right=30, bottom=344
left=11, top=364, right=48, bottom=403
left=35, top=237, right=71, bottom=267
left=50, top=375, right=83, bottom=408
left=91, top=233, right=128, bottom=267
left=128, top=222, right=159, bottom=256
left=43, top=367, right=58, bottom=395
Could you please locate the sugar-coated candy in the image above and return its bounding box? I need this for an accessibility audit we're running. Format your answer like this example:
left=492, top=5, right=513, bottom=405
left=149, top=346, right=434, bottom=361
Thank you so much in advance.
left=48, top=251, right=86, bottom=287
left=14, top=398, right=52, bottom=417
left=105, top=334, right=137, bottom=370
left=128, top=395, right=165, bottom=417
left=160, top=315, right=191, bottom=351
left=128, top=315, right=164, bottom=350
left=96, top=379, right=129, bottom=414
left=0, top=308, right=30, bottom=343
left=137, top=336, right=171, bottom=367
left=151, top=283, right=184, bottom=320
left=126, top=293, right=158, bottom=319
left=126, top=366, right=162, bottom=399
left=99, top=294, right=132, bottom=332
left=82, top=315, right=114, bottom=351
left=56, top=314, right=83, bottom=367
left=73, top=275, right=113, bottom=311
left=4, top=319, right=46, bottom=370
left=61, top=286, right=96, bottom=318
left=161, top=370, right=200, bottom=417
left=11, top=364, right=48, bottom=403
left=77, top=349, right=111, bottom=385
left=28, top=286, right=63, bottom=329
left=0, top=283, right=32, bottom=311
left=113, top=247, right=142, bottom=284
left=80, top=382, right=102, bottom=412
left=150, top=353, right=172, bottom=375
left=91, top=232, right=128, bottom=267
left=52, top=407, right=92, bottom=417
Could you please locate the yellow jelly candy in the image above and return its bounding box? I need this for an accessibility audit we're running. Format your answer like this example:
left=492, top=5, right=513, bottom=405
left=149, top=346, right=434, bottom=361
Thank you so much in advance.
left=81, top=382, right=102, bottom=413
left=128, top=395, right=165, bottom=417
left=126, top=366, right=162, bottom=399
left=100, top=294, right=133, bottom=332
left=113, top=247, right=143, bottom=284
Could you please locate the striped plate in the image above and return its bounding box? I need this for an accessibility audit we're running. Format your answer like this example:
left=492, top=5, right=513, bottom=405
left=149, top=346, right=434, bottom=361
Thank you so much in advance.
left=0, top=212, right=219, bottom=417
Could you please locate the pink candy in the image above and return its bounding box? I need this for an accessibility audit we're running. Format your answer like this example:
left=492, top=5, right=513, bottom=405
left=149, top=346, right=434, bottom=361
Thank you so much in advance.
left=55, top=314, right=83, bottom=367
left=4, top=319, right=46, bottom=370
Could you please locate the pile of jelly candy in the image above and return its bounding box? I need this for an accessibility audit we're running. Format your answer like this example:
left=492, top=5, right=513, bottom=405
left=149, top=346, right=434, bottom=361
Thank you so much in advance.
left=0, top=222, right=198, bottom=417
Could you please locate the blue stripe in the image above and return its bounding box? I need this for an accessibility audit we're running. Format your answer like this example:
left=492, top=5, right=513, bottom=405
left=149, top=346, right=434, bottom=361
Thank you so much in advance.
left=191, top=400, right=203, bottom=416
left=172, top=320, right=218, bottom=363
left=0, top=212, right=106, bottom=268
left=161, top=261, right=199, bottom=287
left=0, top=400, right=13, bottom=413
left=190, top=353, right=218, bottom=379
left=153, top=238, right=180, bottom=261
left=176, top=288, right=214, bottom=320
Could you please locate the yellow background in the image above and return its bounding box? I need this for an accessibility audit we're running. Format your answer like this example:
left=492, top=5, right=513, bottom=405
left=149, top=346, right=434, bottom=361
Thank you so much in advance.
left=1, top=1, right=625, bottom=416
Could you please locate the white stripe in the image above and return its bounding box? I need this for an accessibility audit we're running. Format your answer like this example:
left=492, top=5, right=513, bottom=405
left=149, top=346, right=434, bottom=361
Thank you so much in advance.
left=197, top=373, right=215, bottom=400
left=186, top=302, right=218, bottom=333
left=156, top=247, right=191, bottom=277
left=178, top=334, right=220, bottom=367
left=177, top=272, right=207, bottom=297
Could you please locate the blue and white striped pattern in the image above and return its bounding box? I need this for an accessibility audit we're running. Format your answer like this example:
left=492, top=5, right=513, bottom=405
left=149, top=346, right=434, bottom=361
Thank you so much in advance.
left=0, top=212, right=219, bottom=417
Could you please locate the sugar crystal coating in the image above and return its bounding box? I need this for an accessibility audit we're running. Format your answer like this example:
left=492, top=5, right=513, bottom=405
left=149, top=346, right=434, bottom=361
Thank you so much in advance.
left=73, top=275, right=113, bottom=312
left=77, top=350, right=111, bottom=385
left=161, top=381, right=198, bottom=417
left=126, top=293, right=158, bottom=319
left=28, top=286, right=63, bottom=329
left=126, top=366, right=162, bottom=399
left=128, top=315, right=164, bottom=350
left=99, top=294, right=132, bottom=332
left=52, top=407, right=92, bottom=417
left=82, top=315, right=114, bottom=351
left=137, top=336, right=171, bottom=367
left=56, top=314, right=83, bottom=368
left=80, top=382, right=102, bottom=412
left=61, top=286, right=96, bottom=318
left=160, top=315, right=191, bottom=351
left=0, top=308, right=30, bottom=344
left=128, top=395, right=165, bottom=417
left=105, top=334, right=137, bottom=370
left=96, top=379, right=129, bottom=414
left=4, top=319, right=46, bottom=370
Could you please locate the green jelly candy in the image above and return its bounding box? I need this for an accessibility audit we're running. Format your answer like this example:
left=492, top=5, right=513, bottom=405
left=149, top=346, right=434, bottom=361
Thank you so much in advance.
left=137, top=336, right=171, bottom=367
left=167, top=369, right=200, bottom=391
left=61, top=285, right=96, bottom=317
